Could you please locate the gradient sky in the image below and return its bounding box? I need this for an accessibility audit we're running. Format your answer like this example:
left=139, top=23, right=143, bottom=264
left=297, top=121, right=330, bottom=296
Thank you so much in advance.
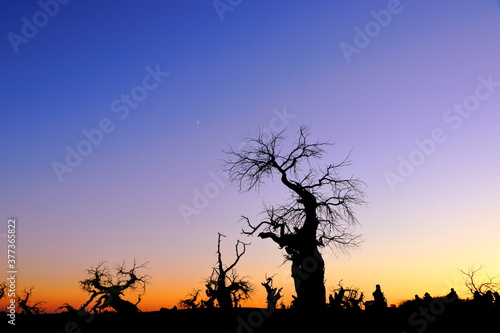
left=1, top=1, right=500, bottom=312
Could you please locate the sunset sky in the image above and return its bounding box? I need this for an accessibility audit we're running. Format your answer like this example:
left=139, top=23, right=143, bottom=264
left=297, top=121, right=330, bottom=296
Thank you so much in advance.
left=1, top=1, right=500, bottom=312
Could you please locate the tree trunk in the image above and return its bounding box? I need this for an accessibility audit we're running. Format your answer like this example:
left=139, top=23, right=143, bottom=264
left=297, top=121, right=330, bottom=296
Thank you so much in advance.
left=216, top=276, right=233, bottom=310
left=291, top=247, right=325, bottom=309
left=290, top=194, right=326, bottom=310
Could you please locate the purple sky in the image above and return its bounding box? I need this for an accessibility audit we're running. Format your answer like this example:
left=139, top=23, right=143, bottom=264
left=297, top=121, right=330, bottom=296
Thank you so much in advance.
left=1, top=0, right=499, bottom=310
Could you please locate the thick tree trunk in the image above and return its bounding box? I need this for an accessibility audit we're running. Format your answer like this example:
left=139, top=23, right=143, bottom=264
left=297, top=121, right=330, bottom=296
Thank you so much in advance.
left=217, top=289, right=233, bottom=309
left=216, top=276, right=233, bottom=310
left=291, top=247, right=325, bottom=309
left=289, top=194, right=326, bottom=310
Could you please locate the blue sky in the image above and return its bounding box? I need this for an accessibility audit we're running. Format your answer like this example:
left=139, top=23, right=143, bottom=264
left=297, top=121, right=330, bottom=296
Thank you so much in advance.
left=1, top=0, right=500, bottom=310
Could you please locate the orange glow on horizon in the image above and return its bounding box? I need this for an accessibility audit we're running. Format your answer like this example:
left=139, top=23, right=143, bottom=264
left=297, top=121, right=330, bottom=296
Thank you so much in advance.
left=4, top=268, right=495, bottom=314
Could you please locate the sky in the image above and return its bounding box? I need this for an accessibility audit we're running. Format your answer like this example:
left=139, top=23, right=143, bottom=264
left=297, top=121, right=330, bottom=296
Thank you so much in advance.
left=1, top=0, right=500, bottom=312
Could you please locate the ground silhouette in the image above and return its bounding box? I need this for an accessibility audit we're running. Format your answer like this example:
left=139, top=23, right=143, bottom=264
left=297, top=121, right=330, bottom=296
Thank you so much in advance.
left=3, top=290, right=499, bottom=333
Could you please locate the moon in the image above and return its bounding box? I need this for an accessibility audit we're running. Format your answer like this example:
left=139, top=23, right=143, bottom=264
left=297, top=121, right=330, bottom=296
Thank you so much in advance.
left=195, top=120, right=200, bottom=125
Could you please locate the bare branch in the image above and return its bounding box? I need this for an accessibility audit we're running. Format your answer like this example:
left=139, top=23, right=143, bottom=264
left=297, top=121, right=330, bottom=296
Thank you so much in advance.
left=80, top=260, right=150, bottom=313
left=204, top=233, right=253, bottom=309
left=226, top=125, right=366, bottom=252
left=460, top=264, right=499, bottom=296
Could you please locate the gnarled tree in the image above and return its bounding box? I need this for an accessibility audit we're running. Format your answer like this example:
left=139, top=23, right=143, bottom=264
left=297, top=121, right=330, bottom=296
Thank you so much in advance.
left=329, top=280, right=364, bottom=310
left=262, top=274, right=283, bottom=311
left=179, top=289, right=201, bottom=309
left=17, top=287, right=46, bottom=315
left=204, top=233, right=253, bottom=310
left=79, top=260, right=150, bottom=314
left=224, top=125, right=366, bottom=309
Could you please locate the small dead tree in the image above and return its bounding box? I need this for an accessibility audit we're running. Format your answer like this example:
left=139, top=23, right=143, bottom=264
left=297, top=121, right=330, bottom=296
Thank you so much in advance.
left=329, top=280, right=364, bottom=310
left=460, top=264, right=499, bottom=296
left=17, top=287, right=45, bottom=315
left=225, top=125, right=366, bottom=309
left=179, top=289, right=201, bottom=309
left=57, top=303, right=78, bottom=314
left=79, top=260, right=150, bottom=314
left=261, top=274, right=283, bottom=311
left=204, top=233, right=253, bottom=310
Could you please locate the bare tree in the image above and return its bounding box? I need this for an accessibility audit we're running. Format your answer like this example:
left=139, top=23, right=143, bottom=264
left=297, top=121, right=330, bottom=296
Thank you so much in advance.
left=329, top=280, right=364, bottom=310
left=460, top=264, right=499, bottom=296
left=261, top=274, right=283, bottom=311
left=179, top=289, right=201, bottom=309
left=79, top=260, right=150, bottom=314
left=224, top=125, right=366, bottom=309
left=17, top=287, right=46, bottom=315
left=204, top=233, right=253, bottom=310
left=57, top=303, right=78, bottom=313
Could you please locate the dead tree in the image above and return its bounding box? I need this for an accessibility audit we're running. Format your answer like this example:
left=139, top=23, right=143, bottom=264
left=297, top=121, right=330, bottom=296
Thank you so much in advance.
left=261, top=274, right=283, bottom=311
left=79, top=260, right=150, bottom=314
left=204, top=233, right=253, bottom=310
left=179, top=289, right=201, bottom=309
left=224, top=125, right=366, bottom=309
left=57, top=303, right=79, bottom=315
left=17, top=287, right=45, bottom=315
left=330, top=280, right=364, bottom=310
left=460, top=264, right=499, bottom=296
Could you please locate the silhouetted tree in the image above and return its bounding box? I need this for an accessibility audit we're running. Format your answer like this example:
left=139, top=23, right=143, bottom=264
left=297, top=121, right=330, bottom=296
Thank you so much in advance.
left=79, top=260, right=150, bottom=314
left=460, top=264, right=499, bottom=297
left=179, top=289, right=201, bottom=309
left=204, top=233, right=253, bottom=310
left=224, top=125, right=366, bottom=309
left=330, top=280, right=364, bottom=310
left=330, top=285, right=345, bottom=310
left=57, top=303, right=79, bottom=314
left=261, top=274, right=283, bottom=311
left=17, top=287, right=45, bottom=315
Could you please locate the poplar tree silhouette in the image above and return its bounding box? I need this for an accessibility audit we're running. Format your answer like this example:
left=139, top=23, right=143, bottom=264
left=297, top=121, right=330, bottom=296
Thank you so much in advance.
left=224, top=125, right=366, bottom=309
left=79, top=260, right=150, bottom=314
left=17, top=287, right=46, bottom=315
left=204, top=233, right=253, bottom=310
left=262, top=274, right=283, bottom=311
